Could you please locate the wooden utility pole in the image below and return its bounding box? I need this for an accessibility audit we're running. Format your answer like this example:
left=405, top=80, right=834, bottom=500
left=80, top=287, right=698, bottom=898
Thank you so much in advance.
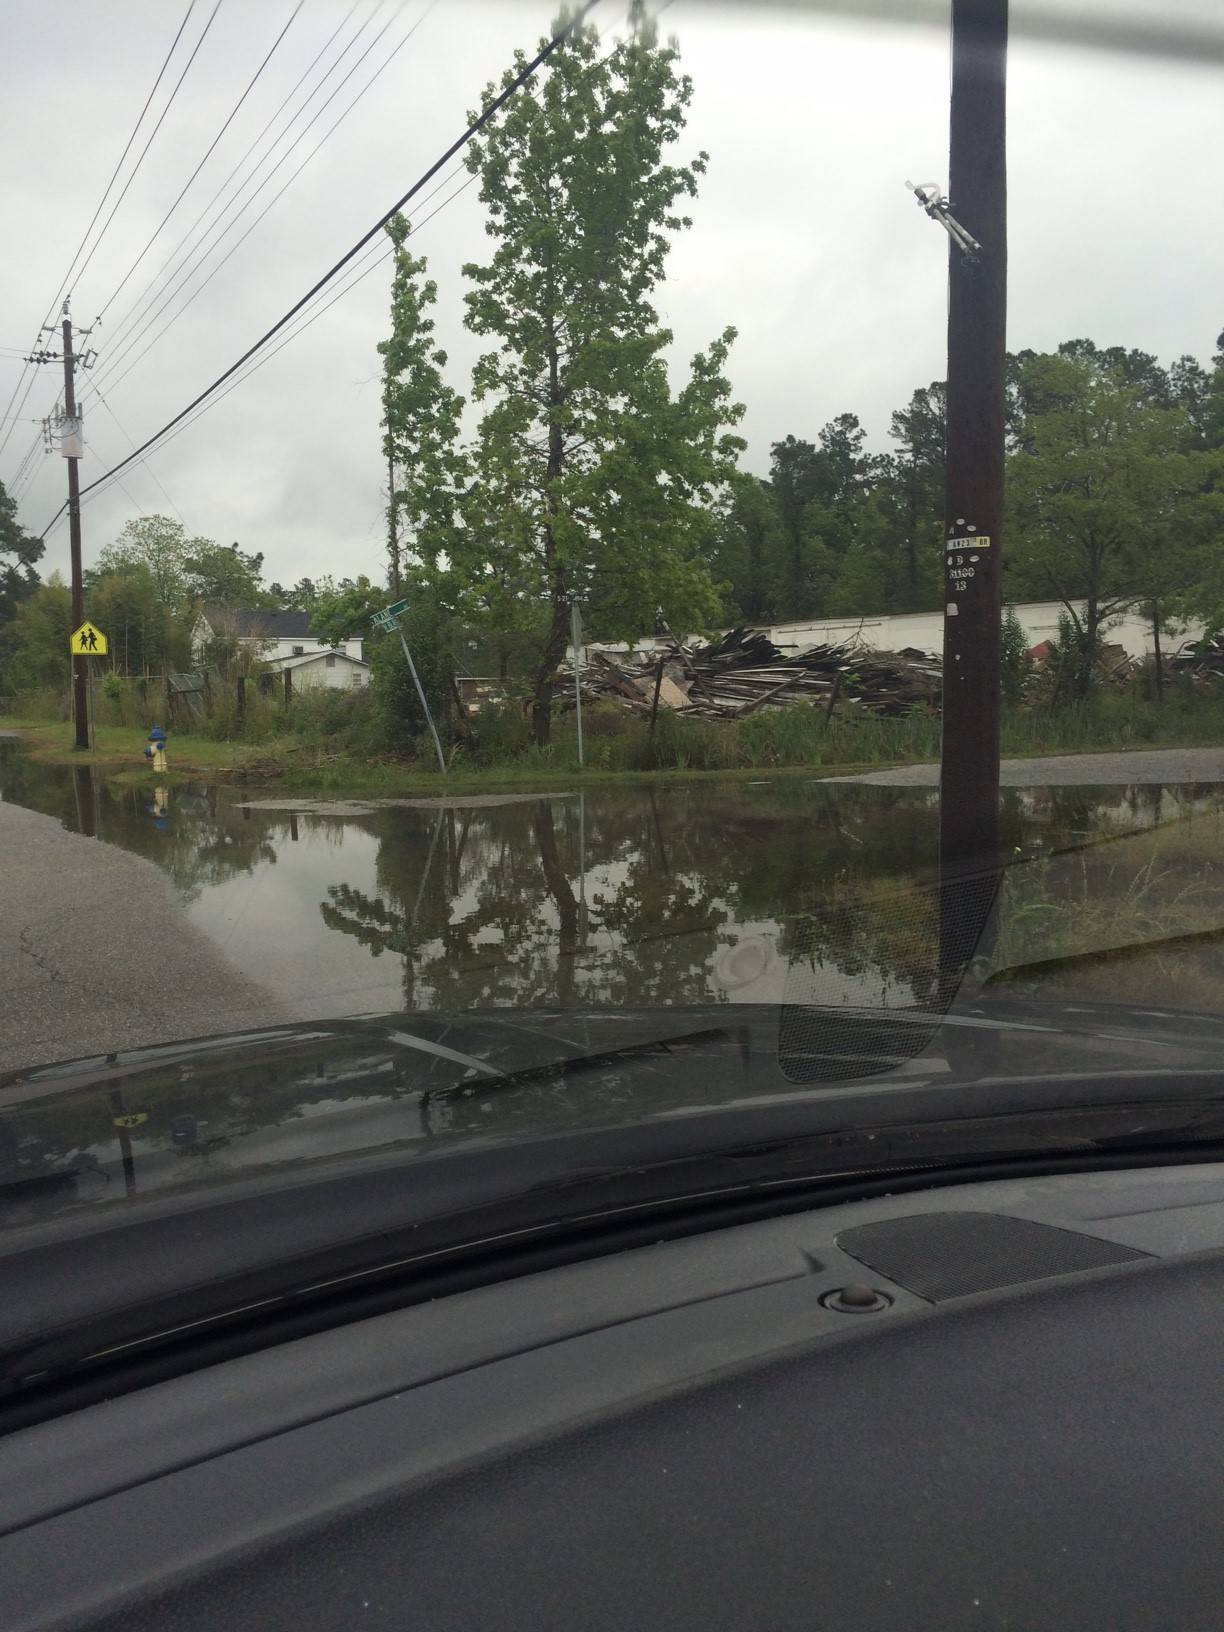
left=61, top=309, right=90, bottom=750
left=939, top=0, right=1008, bottom=977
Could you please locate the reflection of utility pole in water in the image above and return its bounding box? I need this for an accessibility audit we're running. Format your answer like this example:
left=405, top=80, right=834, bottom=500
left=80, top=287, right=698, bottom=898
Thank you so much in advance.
left=577, top=791, right=588, bottom=952
left=72, top=763, right=96, bottom=839
left=937, top=0, right=1008, bottom=985
left=534, top=801, right=578, bottom=1004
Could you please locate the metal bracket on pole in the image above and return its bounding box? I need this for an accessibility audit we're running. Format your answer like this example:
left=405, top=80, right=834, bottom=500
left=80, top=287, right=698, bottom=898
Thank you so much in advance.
left=905, top=180, right=982, bottom=261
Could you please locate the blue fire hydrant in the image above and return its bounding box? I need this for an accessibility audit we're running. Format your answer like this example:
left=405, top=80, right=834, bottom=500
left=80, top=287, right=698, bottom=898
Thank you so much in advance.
left=143, top=726, right=168, bottom=773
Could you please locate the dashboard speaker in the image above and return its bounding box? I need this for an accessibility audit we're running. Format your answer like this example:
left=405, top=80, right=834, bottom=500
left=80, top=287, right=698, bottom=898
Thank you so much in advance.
left=836, top=1211, right=1150, bottom=1301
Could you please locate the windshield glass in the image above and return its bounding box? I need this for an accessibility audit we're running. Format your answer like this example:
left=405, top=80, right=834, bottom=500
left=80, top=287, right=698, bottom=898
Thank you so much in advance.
left=2, top=0, right=1222, bottom=1203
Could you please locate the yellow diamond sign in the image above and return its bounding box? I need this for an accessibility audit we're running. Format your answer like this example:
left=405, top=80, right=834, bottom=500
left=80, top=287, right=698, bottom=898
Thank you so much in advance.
left=70, top=621, right=108, bottom=656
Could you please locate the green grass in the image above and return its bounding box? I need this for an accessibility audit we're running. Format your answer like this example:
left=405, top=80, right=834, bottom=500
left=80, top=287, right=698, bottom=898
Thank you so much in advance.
left=6, top=687, right=1222, bottom=794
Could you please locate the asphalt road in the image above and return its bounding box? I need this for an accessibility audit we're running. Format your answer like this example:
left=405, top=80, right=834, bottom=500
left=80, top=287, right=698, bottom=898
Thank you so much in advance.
left=0, top=800, right=284, bottom=1079
left=827, top=746, right=1224, bottom=786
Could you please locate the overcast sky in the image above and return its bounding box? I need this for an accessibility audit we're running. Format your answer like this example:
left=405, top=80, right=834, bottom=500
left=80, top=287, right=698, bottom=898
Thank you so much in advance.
left=2, top=0, right=1220, bottom=591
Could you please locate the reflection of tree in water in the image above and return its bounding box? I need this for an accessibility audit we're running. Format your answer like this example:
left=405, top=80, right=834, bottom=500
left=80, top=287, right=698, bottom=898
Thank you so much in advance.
left=320, top=797, right=738, bottom=1009
left=316, top=786, right=976, bottom=1013
left=0, top=757, right=278, bottom=903
left=101, top=782, right=278, bottom=903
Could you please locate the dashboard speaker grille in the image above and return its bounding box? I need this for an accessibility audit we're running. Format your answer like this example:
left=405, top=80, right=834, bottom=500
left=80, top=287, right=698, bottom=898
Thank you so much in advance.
left=836, top=1211, right=1150, bottom=1301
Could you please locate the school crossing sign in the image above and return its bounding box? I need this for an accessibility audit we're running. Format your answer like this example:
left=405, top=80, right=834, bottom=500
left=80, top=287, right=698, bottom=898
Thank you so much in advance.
left=70, top=621, right=108, bottom=656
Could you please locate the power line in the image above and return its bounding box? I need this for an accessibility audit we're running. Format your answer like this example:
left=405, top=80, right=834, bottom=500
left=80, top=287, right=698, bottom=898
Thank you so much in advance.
left=33, top=0, right=600, bottom=534
left=0, top=0, right=200, bottom=470
left=89, top=384, right=188, bottom=524
left=94, top=0, right=428, bottom=397
left=96, top=0, right=305, bottom=324
left=66, top=0, right=227, bottom=302
left=80, top=165, right=479, bottom=505
left=92, top=0, right=373, bottom=348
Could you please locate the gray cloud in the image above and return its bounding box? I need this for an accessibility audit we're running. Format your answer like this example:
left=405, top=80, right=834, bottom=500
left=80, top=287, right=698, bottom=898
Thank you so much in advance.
left=2, top=0, right=1220, bottom=592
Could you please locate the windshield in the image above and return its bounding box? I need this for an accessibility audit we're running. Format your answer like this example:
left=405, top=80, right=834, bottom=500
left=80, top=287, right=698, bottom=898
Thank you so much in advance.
left=2, top=0, right=1223, bottom=1203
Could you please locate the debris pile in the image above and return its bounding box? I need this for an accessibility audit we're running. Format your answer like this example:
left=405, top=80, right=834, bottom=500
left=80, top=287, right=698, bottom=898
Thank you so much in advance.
left=1168, top=636, right=1224, bottom=687
left=562, top=627, right=942, bottom=720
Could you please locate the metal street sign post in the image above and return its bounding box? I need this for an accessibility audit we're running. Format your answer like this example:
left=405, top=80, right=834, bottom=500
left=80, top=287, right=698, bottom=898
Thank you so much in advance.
left=372, top=601, right=447, bottom=776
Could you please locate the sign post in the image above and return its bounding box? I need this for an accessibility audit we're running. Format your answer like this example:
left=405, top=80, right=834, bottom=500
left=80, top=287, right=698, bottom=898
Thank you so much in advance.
left=372, top=600, right=447, bottom=776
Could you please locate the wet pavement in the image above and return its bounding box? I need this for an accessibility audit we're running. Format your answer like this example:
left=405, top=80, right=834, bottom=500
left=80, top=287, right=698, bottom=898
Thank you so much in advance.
left=0, top=800, right=283, bottom=1077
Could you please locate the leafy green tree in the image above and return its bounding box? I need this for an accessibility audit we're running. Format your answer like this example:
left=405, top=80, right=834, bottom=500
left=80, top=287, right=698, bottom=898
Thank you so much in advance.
left=1000, top=604, right=1032, bottom=704
left=368, top=591, right=453, bottom=752
left=379, top=216, right=467, bottom=595
left=450, top=5, right=744, bottom=743
left=885, top=381, right=946, bottom=611
left=86, top=565, right=190, bottom=675
left=2, top=573, right=73, bottom=693
left=0, top=477, right=44, bottom=629
left=767, top=435, right=825, bottom=619
left=1005, top=350, right=1213, bottom=698
left=308, top=575, right=389, bottom=648
left=96, top=515, right=211, bottom=610
left=183, top=542, right=271, bottom=609
left=702, top=472, right=781, bottom=623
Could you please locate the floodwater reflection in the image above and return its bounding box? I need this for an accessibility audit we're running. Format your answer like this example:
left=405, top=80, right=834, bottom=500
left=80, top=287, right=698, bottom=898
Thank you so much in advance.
left=3, top=744, right=1224, bottom=1020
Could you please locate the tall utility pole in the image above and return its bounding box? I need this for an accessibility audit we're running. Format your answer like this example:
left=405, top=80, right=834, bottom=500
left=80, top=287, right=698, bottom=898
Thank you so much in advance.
left=61, top=306, right=90, bottom=751
left=939, top=0, right=1008, bottom=978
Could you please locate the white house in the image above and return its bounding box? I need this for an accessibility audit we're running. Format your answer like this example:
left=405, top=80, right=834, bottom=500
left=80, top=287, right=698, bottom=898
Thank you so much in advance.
left=276, top=647, right=371, bottom=692
left=191, top=609, right=367, bottom=689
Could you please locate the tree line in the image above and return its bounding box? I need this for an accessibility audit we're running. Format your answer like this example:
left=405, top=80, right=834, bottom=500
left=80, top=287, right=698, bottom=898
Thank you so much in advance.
left=2, top=4, right=1222, bottom=739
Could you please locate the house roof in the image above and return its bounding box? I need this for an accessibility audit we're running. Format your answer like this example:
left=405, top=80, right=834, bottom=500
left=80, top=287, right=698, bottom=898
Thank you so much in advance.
left=274, top=649, right=370, bottom=672
left=201, top=608, right=315, bottom=639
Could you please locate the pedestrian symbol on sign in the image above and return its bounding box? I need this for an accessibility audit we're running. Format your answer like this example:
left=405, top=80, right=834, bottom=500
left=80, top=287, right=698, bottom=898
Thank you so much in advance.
left=70, top=621, right=109, bottom=656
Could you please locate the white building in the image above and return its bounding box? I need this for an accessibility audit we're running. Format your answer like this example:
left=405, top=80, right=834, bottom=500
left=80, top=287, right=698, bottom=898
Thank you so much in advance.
left=567, top=601, right=1202, bottom=666
left=760, top=602, right=1202, bottom=662
left=191, top=609, right=368, bottom=689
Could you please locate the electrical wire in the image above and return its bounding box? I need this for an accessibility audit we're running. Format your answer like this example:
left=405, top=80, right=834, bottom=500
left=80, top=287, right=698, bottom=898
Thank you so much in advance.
left=0, top=0, right=200, bottom=469
left=81, top=166, right=479, bottom=504
left=29, top=0, right=601, bottom=536
left=96, top=0, right=306, bottom=323
left=92, top=0, right=374, bottom=350
left=89, top=385, right=187, bottom=523
left=66, top=0, right=227, bottom=302
left=94, top=0, right=429, bottom=397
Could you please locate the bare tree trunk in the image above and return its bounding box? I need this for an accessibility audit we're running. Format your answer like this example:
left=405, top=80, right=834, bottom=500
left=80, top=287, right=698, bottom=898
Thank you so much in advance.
left=1150, top=600, right=1164, bottom=703
left=532, top=329, right=568, bottom=748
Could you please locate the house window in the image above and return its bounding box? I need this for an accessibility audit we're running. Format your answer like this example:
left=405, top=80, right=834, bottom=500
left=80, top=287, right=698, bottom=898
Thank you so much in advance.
left=352, top=672, right=364, bottom=687
left=292, top=645, right=305, bottom=656
left=325, top=653, right=336, bottom=668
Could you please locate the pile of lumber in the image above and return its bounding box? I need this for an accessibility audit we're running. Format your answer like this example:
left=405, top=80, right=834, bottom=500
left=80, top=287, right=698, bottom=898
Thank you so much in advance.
left=561, top=627, right=942, bottom=720
left=1167, top=636, right=1224, bottom=686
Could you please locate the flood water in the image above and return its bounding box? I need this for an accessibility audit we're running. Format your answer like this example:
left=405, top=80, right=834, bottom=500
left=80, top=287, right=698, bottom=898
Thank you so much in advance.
left=3, top=745, right=1224, bottom=1020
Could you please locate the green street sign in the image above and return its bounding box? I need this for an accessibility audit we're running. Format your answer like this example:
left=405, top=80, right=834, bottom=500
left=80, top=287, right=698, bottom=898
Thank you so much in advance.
left=384, top=599, right=408, bottom=618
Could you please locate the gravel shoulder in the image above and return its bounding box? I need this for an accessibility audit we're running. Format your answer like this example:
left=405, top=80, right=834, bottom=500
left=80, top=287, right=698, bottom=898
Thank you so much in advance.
left=0, top=801, right=284, bottom=1078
